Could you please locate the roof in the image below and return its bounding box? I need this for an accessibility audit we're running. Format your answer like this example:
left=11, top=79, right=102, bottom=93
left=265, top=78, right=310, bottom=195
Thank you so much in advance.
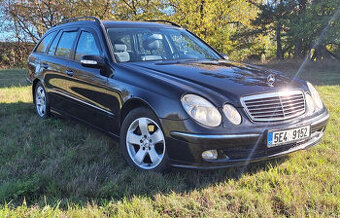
left=47, top=19, right=179, bottom=34
left=102, top=21, right=177, bottom=28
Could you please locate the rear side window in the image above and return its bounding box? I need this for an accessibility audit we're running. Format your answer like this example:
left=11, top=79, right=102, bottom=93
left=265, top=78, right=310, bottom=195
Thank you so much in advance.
left=48, top=31, right=62, bottom=56
left=75, top=31, right=100, bottom=60
left=55, top=31, right=78, bottom=58
left=35, top=32, right=55, bottom=53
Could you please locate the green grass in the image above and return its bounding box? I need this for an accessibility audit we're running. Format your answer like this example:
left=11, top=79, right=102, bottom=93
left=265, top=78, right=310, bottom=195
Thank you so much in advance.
left=0, top=62, right=339, bottom=217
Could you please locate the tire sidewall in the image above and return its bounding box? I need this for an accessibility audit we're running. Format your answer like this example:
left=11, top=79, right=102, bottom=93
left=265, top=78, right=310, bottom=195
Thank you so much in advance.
left=120, top=107, right=168, bottom=172
left=34, top=81, right=50, bottom=119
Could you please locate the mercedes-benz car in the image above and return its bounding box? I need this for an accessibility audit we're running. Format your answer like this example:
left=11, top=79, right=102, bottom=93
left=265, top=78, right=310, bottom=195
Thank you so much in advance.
left=27, top=17, right=329, bottom=171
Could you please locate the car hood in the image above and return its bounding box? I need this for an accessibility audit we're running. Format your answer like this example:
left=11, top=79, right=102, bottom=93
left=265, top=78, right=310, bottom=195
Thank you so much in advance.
left=127, top=60, right=305, bottom=107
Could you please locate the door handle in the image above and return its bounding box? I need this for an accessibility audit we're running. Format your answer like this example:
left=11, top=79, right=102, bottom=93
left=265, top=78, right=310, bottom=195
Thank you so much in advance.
left=41, top=63, right=49, bottom=69
left=66, top=69, right=74, bottom=76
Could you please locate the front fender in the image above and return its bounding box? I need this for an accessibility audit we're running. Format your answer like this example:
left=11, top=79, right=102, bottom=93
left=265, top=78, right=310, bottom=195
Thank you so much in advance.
left=107, top=66, right=189, bottom=121
left=129, top=89, right=188, bottom=120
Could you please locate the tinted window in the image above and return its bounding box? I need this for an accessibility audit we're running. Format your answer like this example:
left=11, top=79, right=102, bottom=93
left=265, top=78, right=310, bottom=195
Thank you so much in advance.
left=55, top=31, right=78, bottom=58
left=137, top=32, right=167, bottom=57
left=35, top=32, right=55, bottom=53
left=107, top=28, right=220, bottom=62
left=75, top=31, right=100, bottom=60
left=118, top=34, right=132, bottom=52
left=167, top=30, right=214, bottom=59
left=47, top=31, right=62, bottom=56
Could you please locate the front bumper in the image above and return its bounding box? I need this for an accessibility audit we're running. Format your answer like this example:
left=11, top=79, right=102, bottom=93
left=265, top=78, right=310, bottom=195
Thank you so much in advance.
left=162, top=109, right=329, bottom=169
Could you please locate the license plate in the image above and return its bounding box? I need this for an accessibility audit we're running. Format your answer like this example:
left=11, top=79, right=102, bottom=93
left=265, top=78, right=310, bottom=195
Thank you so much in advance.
left=267, top=125, right=311, bottom=147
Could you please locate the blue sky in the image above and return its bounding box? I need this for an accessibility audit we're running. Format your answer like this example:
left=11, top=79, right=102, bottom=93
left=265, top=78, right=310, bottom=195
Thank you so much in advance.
left=0, top=10, right=12, bottom=41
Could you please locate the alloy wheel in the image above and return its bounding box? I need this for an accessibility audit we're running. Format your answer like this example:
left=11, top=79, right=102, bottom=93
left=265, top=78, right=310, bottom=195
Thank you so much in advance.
left=126, top=117, right=165, bottom=169
left=35, top=86, right=47, bottom=117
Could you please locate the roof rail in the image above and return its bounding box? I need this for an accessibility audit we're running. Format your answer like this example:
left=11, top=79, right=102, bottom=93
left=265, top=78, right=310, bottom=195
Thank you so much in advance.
left=145, top=20, right=181, bottom=27
left=53, top=16, right=101, bottom=27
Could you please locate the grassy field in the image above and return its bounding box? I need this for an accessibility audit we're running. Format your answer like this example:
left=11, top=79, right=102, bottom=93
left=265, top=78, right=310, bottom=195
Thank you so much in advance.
left=0, top=61, right=339, bottom=217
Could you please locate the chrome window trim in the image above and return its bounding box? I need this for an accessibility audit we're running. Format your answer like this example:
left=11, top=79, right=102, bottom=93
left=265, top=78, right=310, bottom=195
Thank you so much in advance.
left=240, top=90, right=306, bottom=122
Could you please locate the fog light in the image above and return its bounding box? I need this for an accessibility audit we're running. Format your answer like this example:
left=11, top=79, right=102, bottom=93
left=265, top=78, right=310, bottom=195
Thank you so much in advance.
left=202, top=150, right=218, bottom=160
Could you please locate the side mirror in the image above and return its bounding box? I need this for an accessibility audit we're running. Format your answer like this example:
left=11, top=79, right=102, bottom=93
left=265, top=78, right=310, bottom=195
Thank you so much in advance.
left=220, top=53, right=229, bottom=60
left=80, top=55, right=105, bottom=68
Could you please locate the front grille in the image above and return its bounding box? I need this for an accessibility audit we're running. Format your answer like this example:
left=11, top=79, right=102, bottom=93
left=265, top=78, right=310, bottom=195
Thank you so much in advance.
left=241, top=90, right=306, bottom=122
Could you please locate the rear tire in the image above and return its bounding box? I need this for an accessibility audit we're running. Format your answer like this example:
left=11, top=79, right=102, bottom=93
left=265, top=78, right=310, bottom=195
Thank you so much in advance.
left=34, top=81, right=50, bottom=119
left=120, top=107, right=168, bottom=172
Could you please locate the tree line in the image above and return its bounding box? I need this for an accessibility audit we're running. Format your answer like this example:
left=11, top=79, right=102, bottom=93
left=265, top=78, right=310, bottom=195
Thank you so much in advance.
left=0, top=0, right=339, bottom=67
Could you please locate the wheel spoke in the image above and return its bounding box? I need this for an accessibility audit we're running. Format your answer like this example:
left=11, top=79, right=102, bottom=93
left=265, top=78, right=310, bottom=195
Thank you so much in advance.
left=150, top=129, right=164, bottom=144
left=39, top=106, right=44, bottom=114
left=40, top=91, right=45, bottom=99
left=138, top=118, right=149, bottom=136
left=127, top=131, right=141, bottom=145
left=148, top=147, right=160, bottom=163
left=135, top=148, right=147, bottom=164
left=37, top=98, right=42, bottom=105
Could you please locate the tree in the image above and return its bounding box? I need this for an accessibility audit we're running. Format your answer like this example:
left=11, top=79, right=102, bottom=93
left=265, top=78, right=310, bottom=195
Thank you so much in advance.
left=252, top=0, right=297, bottom=60
left=1, top=0, right=117, bottom=43
left=113, top=0, right=167, bottom=20
left=1, top=0, right=166, bottom=43
left=253, top=0, right=340, bottom=61
left=166, top=0, right=260, bottom=59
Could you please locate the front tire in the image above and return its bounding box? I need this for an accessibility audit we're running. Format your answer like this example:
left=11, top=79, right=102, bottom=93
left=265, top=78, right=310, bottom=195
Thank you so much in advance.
left=34, top=81, right=50, bottom=118
left=120, top=107, right=168, bottom=172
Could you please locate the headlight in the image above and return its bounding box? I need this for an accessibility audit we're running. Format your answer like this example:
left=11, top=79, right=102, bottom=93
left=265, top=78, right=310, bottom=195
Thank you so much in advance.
left=222, top=104, right=242, bottom=125
left=305, top=93, right=315, bottom=115
left=307, top=82, right=323, bottom=110
left=181, top=94, right=222, bottom=127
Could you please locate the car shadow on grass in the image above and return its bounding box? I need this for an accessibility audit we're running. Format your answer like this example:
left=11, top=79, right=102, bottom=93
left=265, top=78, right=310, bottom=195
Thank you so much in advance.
left=0, top=101, right=289, bottom=208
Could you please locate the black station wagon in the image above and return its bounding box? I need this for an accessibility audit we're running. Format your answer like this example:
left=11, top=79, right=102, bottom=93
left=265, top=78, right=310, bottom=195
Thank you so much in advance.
left=27, top=17, right=329, bottom=171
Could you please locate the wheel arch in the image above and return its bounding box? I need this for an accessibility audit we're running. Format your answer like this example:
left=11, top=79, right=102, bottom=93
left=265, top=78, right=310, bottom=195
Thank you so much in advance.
left=32, top=79, right=41, bottom=104
left=120, top=97, right=159, bottom=125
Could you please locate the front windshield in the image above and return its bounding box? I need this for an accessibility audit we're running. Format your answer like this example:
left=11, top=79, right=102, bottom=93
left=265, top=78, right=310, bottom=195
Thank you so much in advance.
left=106, top=27, right=221, bottom=62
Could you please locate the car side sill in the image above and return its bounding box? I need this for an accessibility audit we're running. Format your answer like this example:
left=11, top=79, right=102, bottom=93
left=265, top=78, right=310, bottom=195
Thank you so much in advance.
left=50, top=107, right=120, bottom=139
left=49, top=90, right=114, bottom=116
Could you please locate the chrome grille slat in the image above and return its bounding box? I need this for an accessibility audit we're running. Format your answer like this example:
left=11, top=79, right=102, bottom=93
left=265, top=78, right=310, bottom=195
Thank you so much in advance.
left=248, top=102, right=305, bottom=112
left=246, top=98, right=304, bottom=107
left=283, top=105, right=304, bottom=110
left=246, top=101, right=282, bottom=108
left=250, top=109, right=284, bottom=114
left=246, top=98, right=283, bottom=104
left=280, top=94, right=303, bottom=98
left=241, top=91, right=306, bottom=122
left=247, top=95, right=303, bottom=104
left=284, top=109, right=304, bottom=116
left=253, top=114, right=284, bottom=118
left=281, top=95, right=304, bottom=100
left=283, top=102, right=305, bottom=108
left=283, top=106, right=304, bottom=113
left=254, top=115, right=284, bottom=118
left=281, top=98, right=304, bottom=104
left=248, top=106, right=282, bottom=112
